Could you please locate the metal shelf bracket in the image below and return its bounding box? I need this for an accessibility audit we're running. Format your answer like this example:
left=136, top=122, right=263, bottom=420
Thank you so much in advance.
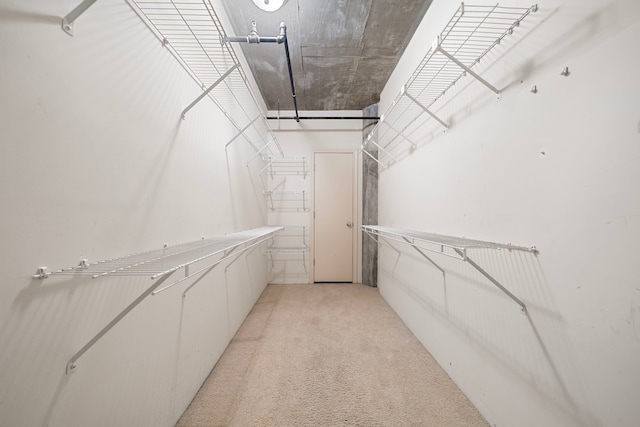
left=362, top=225, right=534, bottom=313
left=225, top=115, right=261, bottom=150
left=62, top=0, right=99, bottom=36
left=66, top=270, right=176, bottom=374
left=433, top=35, right=501, bottom=97
left=34, top=267, right=49, bottom=280
left=402, top=236, right=445, bottom=276
left=404, top=90, right=449, bottom=130
left=454, top=248, right=526, bottom=313
left=34, top=227, right=282, bottom=374
left=181, top=63, right=240, bottom=119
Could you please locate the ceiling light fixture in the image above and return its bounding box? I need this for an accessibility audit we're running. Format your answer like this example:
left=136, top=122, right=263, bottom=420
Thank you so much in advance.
left=251, top=0, right=288, bottom=12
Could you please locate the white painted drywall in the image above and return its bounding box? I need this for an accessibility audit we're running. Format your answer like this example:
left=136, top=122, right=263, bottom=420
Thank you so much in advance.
left=0, top=1, right=271, bottom=426
left=378, top=0, right=640, bottom=426
left=267, top=113, right=363, bottom=284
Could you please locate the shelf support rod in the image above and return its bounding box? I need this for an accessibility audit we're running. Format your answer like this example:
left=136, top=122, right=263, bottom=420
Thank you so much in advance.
left=225, top=114, right=261, bottom=149
left=363, top=137, right=399, bottom=165
left=181, top=234, right=275, bottom=296
left=402, top=237, right=445, bottom=276
left=66, top=270, right=176, bottom=374
left=361, top=147, right=386, bottom=169
left=435, top=42, right=501, bottom=96
left=404, top=92, right=449, bottom=130
left=363, top=229, right=401, bottom=256
left=62, top=0, right=98, bottom=36
left=181, top=63, right=240, bottom=119
left=248, top=139, right=275, bottom=163
left=362, top=229, right=379, bottom=246
left=454, top=249, right=526, bottom=313
left=259, top=156, right=275, bottom=175
left=383, top=121, right=417, bottom=150
left=153, top=245, right=240, bottom=295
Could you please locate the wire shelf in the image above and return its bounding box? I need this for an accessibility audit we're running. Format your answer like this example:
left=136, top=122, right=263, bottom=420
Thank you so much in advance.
left=363, top=3, right=537, bottom=168
left=264, top=225, right=309, bottom=280
left=36, top=226, right=283, bottom=280
left=261, top=157, right=308, bottom=178
left=264, top=225, right=308, bottom=256
left=38, top=226, right=282, bottom=374
left=362, top=224, right=536, bottom=312
left=362, top=225, right=536, bottom=258
left=128, top=0, right=282, bottom=157
left=263, top=190, right=308, bottom=212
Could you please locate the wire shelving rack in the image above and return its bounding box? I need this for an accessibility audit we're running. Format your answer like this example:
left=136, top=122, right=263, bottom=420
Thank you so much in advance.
left=362, top=3, right=538, bottom=169
left=362, top=225, right=537, bottom=312
left=127, top=0, right=283, bottom=158
left=34, top=226, right=282, bottom=374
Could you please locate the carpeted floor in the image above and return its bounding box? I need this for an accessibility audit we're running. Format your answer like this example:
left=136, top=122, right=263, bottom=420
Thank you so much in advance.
left=176, top=283, right=489, bottom=426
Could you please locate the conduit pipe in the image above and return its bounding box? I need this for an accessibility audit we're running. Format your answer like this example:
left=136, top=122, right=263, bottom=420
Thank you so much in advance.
left=224, top=21, right=300, bottom=122
left=266, top=116, right=380, bottom=121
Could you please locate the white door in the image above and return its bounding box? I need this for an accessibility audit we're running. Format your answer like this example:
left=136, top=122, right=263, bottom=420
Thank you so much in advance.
left=314, top=152, right=355, bottom=282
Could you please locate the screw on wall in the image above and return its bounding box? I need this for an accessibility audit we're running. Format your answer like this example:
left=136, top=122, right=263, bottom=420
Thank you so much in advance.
left=561, top=66, right=570, bottom=77
left=530, top=85, right=538, bottom=94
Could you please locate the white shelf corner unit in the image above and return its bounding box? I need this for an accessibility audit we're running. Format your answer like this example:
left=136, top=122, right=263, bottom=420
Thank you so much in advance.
left=361, top=225, right=537, bottom=312
left=34, top=226, right=282, bottom=375
left=361, top=3, right=538, bottom=170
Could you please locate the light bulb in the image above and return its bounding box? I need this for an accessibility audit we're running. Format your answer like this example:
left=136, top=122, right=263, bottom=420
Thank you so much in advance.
left=251, top=0, right=288, bottom=12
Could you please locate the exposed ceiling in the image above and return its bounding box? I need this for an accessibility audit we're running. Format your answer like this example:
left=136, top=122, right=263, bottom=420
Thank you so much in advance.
left=220, top=0, right=433, bottom=112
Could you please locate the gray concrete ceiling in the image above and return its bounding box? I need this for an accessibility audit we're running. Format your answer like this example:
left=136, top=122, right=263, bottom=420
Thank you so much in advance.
left=220, top=0, right=432, bottom=111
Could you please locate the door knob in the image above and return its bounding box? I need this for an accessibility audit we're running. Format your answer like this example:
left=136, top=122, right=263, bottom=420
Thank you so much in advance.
left=346, top=222, right=353, bottom=228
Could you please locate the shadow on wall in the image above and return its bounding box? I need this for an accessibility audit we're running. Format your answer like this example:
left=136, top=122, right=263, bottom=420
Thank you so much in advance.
left=378, top=242, right=599, bottom=427
left=0, top=7, right=60, bottom=25
left=375, top=1, right=639, bottom=174
left=0, top=274, right=149, bottom=426
left=0, top=247, right=267, bottom=427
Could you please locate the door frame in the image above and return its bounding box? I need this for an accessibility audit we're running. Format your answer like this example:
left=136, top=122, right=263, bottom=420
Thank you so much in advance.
left=312, top=150, right=358, bottom=283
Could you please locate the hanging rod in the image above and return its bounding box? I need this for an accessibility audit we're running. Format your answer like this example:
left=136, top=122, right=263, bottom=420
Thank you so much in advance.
left=362, top=225, right=537, bottom=312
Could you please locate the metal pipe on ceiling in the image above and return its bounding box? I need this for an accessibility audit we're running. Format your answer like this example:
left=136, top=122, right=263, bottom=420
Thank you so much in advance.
left=223, top=21, right=300, bottom=122
left=266, top=116, right=379, bottom=121
left=283, top=31, right=299, bottom=123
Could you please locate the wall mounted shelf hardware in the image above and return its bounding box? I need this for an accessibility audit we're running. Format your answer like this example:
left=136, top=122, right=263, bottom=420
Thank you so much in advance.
left=264, top=225, right=309, bottom=281
left=62, top=0, right=98, bottom=36
left=261, top=157, right=308, bottom=178
left=181, top=64, right=240, bottom=120
left=128, top=0, right=283, bottom=159
left=35, top=226, right=281, bottom=374
left=362, top=225, right=537, bottom=312
left=264, top=226, right=308, bottom=261
left=263, top=248, right=309, bottom=268
left=361, top=3, right=537, bottom=169
left=263, top=190, right=308, bottom=212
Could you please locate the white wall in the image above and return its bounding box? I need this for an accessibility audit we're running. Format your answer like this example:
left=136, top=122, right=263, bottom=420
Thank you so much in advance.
left=268, top=113, right=363, bottom=284
left=378, top=0, right=640, bottom=426
left=0, top=1, right=271, bottom=426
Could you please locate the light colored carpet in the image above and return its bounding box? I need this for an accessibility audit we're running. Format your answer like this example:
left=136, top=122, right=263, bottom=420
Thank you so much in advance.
left=176, top=284, right=489, bottom=426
